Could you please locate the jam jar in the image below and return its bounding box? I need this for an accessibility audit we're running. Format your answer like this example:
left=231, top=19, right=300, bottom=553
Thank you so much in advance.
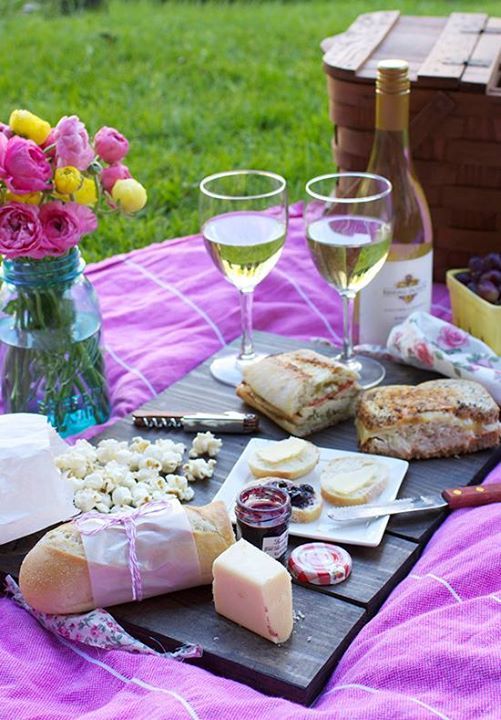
left=235, top=485, right=291, bottom=562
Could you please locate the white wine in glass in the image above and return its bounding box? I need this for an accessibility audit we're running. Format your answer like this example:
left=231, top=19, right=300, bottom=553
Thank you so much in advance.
left=305, top=173, right=393, bottom=389
left=200, top=171, right=288, bottom=386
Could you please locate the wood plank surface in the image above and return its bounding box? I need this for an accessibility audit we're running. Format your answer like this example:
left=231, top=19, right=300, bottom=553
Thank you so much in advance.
left=462, top=17, right=501, bottom=91
left=323, top=11, right=400, bottom=76
left=1, top=332, right=499, bottom=705
left=417, top=13, right=488, bottom=88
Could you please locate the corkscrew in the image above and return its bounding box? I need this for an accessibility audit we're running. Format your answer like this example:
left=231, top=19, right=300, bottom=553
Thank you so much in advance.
left=132, top=410, right=259, bottom=434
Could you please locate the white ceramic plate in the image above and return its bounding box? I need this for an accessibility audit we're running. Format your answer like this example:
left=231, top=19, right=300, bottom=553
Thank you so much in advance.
left=213, top=438, right=409, bottom=548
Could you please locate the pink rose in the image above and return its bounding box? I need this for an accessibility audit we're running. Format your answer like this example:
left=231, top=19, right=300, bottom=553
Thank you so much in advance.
left=39, top=201, right=81, bottom=255
left=437, top=325, right=468, bottom=350
left=55, top=115, right=94, bottom=170
left=0, top=202, right=44, bottom=259
left=1, top=136, right=52, bottom=194
left=94, top=126, right=129, bottom=163
left=413, top=341, right=434, bottom=368
left=0, top=133, right=7, bottom=171
left=0, top=122, right=13, bottom=139
left=100, top=162, right=131, bottom=193
left=67, top=202, right=98, bottom=235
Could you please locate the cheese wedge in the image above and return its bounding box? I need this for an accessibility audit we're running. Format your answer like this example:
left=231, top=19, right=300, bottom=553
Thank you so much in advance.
left=212, top=539, right=293, bottom=644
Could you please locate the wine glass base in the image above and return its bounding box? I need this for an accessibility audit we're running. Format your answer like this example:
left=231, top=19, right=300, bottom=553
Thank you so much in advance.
left=333, top=353, right=386, bottom=390
left=210, top=352, right=268, bottom=387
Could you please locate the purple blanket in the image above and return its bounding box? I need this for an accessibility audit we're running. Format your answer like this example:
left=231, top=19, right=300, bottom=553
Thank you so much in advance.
left=2, top=205, right=499, bottom=719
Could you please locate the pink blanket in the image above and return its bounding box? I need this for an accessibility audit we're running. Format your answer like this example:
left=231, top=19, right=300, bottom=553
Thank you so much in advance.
left=1, top=205, right=499, bottom=719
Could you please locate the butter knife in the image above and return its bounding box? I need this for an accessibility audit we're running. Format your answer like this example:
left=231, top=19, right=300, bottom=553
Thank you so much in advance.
left=328, top=484, right=501, bottom=522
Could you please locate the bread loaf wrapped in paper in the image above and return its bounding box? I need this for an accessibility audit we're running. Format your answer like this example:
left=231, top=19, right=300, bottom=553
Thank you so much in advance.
left=19, top=499, right=235, bottom=615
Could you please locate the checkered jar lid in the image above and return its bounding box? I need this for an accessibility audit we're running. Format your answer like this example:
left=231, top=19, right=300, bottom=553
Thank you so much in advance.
left=288, top=542, right=352, bottom=586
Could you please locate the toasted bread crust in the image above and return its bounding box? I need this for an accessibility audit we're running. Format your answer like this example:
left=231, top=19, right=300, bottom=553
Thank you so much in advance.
left=357, top=380, right=499, bottom=431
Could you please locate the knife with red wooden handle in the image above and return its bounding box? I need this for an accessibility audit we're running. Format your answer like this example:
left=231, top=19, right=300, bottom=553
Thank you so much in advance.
left=329, top=484, right=501, bottom=522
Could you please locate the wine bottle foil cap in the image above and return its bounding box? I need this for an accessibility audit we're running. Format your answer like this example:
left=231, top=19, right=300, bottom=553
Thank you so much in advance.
left=288, top=542, right=352, bottom=586
left=376, top=58, right=410, bottom=95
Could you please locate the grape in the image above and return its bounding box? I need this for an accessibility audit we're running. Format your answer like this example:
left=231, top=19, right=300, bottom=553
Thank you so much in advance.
left=483, top=253, right=501, bottom=272
left=467, top=281, right=478, bottom=294
left=477, top=280, right=499, bottom=304
left=455, top=271, right=470, bottom=285
left=468, top=256, right=484, bottom=276
left=480, top=269, right=501, bottom=288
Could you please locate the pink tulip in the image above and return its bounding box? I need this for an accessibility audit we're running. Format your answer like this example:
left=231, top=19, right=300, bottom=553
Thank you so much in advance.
left=39, top=201, right=81, bottom=255
left=55, top=115, right=94, bottom=171
left=67, top=202, right=98, bottom=235
left=0, top=202, right=44, bottom=259
left=94, top=126, right=129, bottom=163
left=100, top=162, right=131, bottom=193
left=2, top=136, right=52, bottom=194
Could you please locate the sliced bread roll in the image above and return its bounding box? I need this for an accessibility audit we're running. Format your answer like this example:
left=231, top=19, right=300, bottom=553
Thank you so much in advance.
left=19, top=501, right=235, bottom=615
left=248, top=437, right=319, bottom=480
left=320, top=456, right=388, bottom=506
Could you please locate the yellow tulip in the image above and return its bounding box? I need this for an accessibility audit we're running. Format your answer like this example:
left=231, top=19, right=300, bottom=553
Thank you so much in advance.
left=112, top=178, right=147, bottom=213
left=5, top=191, right=43, bottom=205
left=73, top=177, right=98, bottom=206
left=9, top=109, right=51, bottom=145
left=55, top=166, right=83, bottom=195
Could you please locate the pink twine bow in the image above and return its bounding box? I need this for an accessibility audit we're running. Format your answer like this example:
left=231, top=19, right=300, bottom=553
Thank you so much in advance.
left=74, top=500, right=176, bottom=603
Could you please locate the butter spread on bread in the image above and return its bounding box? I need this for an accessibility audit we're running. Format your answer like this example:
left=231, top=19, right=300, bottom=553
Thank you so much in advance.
left=249, top=437, right=319, bottom=479
left=356, top=379, right=501, bottom=460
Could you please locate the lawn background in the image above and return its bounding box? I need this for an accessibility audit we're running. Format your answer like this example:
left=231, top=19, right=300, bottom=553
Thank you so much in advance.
left=1, top=0, right=499, bottom=261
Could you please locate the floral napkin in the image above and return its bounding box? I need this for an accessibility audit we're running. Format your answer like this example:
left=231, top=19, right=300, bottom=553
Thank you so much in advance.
left=386, top=312, right=501, bottom=405
left=5, top=576, right=202, bottom=660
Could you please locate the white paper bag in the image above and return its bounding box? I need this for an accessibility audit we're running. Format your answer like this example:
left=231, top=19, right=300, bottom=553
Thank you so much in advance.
left=0, top=414, right=78, bottom=544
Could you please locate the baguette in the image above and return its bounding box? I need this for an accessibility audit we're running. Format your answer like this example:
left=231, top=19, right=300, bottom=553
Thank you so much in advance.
left=19, top=501, right=235, bottom=615
left=248, top=437, right=320, bottom=479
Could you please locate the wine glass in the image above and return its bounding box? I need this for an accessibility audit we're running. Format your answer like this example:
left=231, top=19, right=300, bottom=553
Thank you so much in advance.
left=200, top=170, right=288, bottom=386
left=305, top=172, right=393, bottom=389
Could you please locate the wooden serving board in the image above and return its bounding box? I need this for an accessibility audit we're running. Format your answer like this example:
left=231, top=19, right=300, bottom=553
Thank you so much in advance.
left=1, top=332, right=499, bottom=705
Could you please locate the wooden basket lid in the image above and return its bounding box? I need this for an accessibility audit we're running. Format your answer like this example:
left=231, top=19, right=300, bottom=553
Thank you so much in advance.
left=322, top=11, right=501, bottom=95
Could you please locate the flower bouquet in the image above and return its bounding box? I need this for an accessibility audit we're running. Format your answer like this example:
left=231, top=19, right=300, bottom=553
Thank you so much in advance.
left=0, top=109, right=147, bottom=436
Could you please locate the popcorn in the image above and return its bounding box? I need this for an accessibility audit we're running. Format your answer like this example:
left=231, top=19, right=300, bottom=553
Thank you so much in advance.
left=111, top=486, right=133, bottom=507
left=165, top=474, right=195, bottom=502
left=83, top=471, right=105, bottom=491
left=74, top=488, right=100, bottom=513
left=96, top=439, right=128, bottom=464
left=159, top=450, right=183, bottom=474
left=60, top=433, right=199, bottom=515
left=189, top=432, right=222, bottom=458
left=183, top=458, right=217, bottom=482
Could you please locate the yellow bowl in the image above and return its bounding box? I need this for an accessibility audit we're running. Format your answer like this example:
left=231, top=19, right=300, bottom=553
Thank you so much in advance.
left=446, top=269, right=501, bottom=355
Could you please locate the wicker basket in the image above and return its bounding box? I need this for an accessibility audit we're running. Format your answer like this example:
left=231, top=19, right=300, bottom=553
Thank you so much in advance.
left=322, top=11, right=501, bottom=281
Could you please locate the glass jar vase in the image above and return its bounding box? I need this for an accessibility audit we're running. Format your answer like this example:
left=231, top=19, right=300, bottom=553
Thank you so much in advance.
left=0, top=248, right=110, bottom=437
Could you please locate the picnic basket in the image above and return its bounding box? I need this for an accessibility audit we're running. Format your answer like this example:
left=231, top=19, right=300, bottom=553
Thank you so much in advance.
left=322, top=11, right=501, bottom=281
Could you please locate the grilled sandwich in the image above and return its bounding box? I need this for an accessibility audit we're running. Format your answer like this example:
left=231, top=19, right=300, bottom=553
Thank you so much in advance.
left=236, top=349, right=360, bottom=437
left=356, top=379, right=501, bottom=460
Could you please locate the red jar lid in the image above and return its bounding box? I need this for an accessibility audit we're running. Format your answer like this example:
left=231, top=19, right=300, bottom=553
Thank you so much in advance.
left=288, top=542, right=352, bottom=586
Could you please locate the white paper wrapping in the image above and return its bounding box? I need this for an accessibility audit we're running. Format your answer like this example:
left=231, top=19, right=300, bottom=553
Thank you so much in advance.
left=0, top=414, right=77, bottom=544
left=77, top=499, right=203, bottom=608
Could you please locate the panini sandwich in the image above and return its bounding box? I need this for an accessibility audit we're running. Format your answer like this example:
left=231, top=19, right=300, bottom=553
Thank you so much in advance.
left=236, top=349, right=360, bottom=437
left=356, top=379, right=501, bottom=460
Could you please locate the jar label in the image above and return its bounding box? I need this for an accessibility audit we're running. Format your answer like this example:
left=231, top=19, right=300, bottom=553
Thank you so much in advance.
left=358, top=251, right=433, bottom=345
left=262, top=530, right=289, bottom=560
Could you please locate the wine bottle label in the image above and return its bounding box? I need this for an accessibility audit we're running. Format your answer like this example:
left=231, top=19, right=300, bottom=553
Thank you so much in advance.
left=358, top=251, right=433, bottom=345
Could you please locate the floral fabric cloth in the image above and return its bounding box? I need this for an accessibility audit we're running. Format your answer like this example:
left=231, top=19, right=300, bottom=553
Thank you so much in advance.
left=387, top=311, right=501, bottom=404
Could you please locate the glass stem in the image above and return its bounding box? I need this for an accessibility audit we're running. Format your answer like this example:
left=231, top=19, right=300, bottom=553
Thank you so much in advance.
left=341, top=291, right=356, bottom=363
left=239, top=289, right=255, bottom=362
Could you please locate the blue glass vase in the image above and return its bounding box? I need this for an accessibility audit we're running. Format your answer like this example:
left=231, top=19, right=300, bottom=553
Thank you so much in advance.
left=0, top=248, right=110, bottom=437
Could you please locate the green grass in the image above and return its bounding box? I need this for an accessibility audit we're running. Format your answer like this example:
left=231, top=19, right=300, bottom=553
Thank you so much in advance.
left=1, top=0, right=498, bottom=261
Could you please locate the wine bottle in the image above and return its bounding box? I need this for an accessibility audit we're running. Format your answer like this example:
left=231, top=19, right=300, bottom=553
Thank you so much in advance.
left=357, top=59, right=433, bottom=345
